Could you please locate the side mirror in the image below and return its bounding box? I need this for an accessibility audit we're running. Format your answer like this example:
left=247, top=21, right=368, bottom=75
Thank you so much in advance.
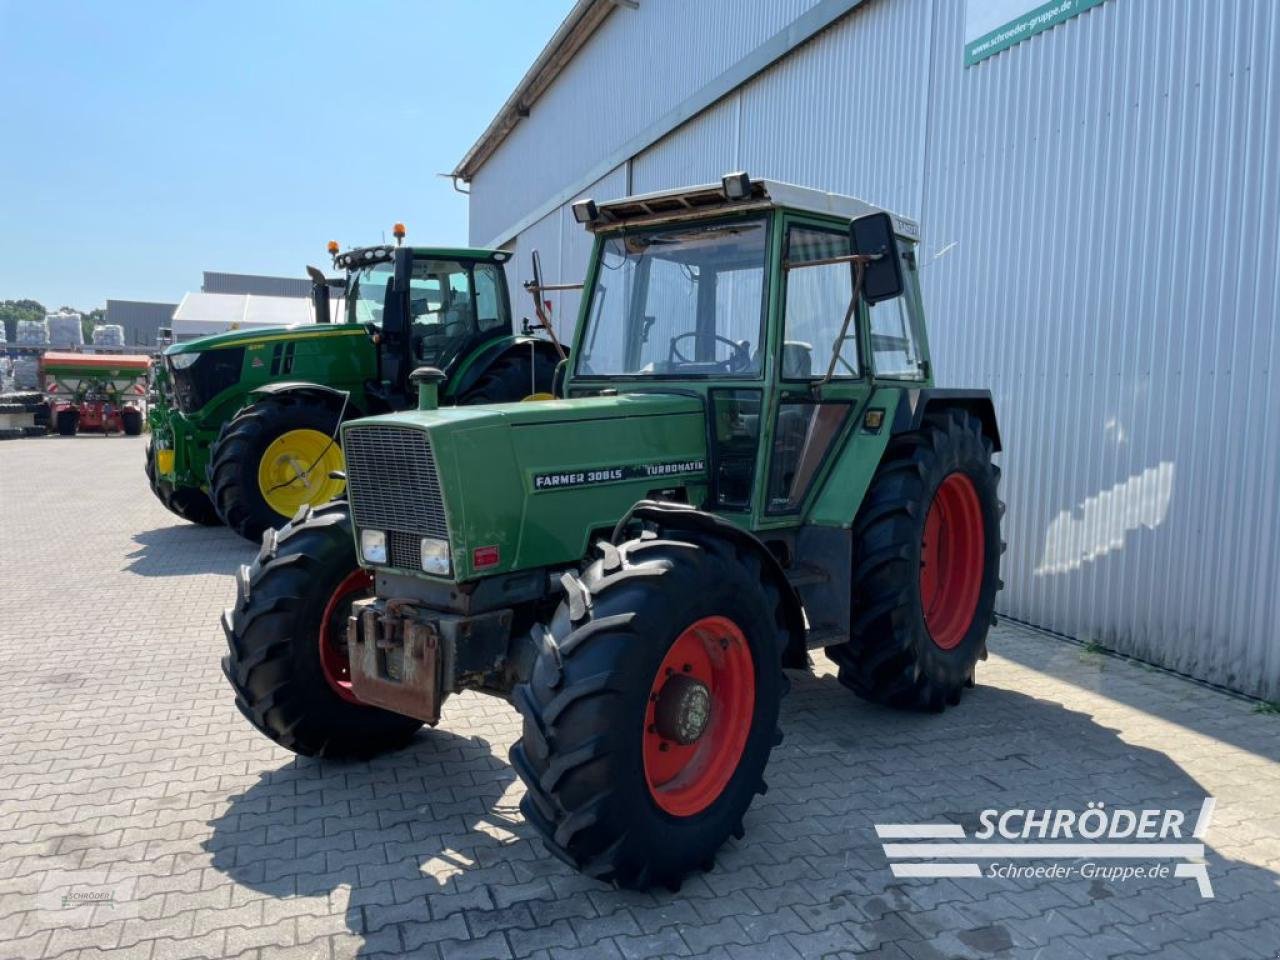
left=850, top=212, right=904, bottom=304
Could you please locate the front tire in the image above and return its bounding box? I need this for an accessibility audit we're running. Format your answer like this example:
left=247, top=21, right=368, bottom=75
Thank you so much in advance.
left=145, top=439, right=221, bottom=526
left=511, top=528, right=789, bottom=889
left=121, top=408, right=143, bottom=436
left=208, top=395, right=347, bottom=543
left=221, top=502, right=423, bottom=758
left=828, top=409, right=1002, bottom=710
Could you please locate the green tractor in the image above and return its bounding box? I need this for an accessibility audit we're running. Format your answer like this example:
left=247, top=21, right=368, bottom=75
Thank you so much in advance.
left=147, top=233, right=563, bottom=540
left=222, top=175, right=1003, bottom=889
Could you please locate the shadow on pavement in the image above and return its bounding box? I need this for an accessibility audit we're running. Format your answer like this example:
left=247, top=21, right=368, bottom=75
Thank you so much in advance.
left=124, top=524, right=251, bottom=577
left=205, top=728, right=524, bottom=958
left=205, top=671, right=1280, bottom=959
left=989, top=624, right=1280, bottom=766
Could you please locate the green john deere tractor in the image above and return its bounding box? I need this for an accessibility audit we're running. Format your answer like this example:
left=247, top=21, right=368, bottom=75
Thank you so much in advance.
left=147, top=236, right=562, bottom=540
left=222, top=174, right=1003, bottom=889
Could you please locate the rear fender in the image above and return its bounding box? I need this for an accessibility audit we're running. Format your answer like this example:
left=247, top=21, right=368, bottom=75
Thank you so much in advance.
left=447, top=336, right=562, bottom=399
left=616, top=500, right=808, bottom=669
left=890, top=388, right=1001, bottom=450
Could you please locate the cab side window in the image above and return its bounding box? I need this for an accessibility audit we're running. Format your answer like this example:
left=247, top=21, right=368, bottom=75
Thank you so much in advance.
left=868, top=247, right=926, bottom=380
left=474, top=263, right=506, bottom=333
left=783, top=227, right=859, bottom=379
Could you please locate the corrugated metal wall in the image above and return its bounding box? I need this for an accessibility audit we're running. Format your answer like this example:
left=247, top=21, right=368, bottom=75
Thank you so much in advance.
left=474, top=0, right=1280, bottom=700
left=468, top=0, right=828, bottom=246
left=103, top=299, right=177, bottom=347
left=201, top=272, right=311, bottom=298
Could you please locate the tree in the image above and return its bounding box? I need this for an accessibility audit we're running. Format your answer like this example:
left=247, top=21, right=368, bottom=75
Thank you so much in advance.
left=0, top=299, right=47, bottom=342
left=80, top=308, right=106, bottom=342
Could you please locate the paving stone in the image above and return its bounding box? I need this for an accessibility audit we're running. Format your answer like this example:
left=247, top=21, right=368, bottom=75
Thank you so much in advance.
left=1, top=437, right=1277, bottom=960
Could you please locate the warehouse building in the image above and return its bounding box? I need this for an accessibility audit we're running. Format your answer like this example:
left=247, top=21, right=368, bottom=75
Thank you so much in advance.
left=104, top=299, right=178, bottom=348
left=454, top=0, right=1280, bottom=699
left=201, top=271, right=313, bottom=298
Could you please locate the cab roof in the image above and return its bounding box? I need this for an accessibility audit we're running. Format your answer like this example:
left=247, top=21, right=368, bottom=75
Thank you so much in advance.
left=333, top=245, right=509, bottom=272
left=589, top=177, right=919, bottom=242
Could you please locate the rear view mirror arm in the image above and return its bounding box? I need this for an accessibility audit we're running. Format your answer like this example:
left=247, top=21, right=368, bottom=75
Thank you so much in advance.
left=819, top=255, right=878, bottom=384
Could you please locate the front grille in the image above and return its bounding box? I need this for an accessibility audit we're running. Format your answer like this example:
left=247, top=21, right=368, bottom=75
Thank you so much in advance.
left=343, top=426, right=450, bottom=564
left=169, top=348, right=244, bottom=413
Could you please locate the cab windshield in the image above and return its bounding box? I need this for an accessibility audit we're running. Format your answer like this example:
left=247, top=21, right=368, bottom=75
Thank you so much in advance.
left=345, top=261, right=394, bottom=327
left=575, top=217, right=768, bottom=378
left=344, top=256, right=509, bottom=367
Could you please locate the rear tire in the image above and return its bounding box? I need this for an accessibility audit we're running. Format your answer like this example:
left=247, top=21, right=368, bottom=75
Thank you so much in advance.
left=145, top=439, right=221, bottom=526
left=121, top=408, right=143, bottom=436
left=511, top=527, right=788, bottom=889
left=221, top=502, right=423, bottom=758
left=827, top=409, right=1002, bottom=710
left=457, top=348, right=557, bottom=403
left=55, top=409, right=79, bottom=436
left=208, top=395, right=346, bottom=543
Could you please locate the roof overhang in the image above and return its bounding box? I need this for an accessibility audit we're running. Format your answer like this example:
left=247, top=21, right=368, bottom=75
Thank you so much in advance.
left=452, top=0, right=620, bottom=182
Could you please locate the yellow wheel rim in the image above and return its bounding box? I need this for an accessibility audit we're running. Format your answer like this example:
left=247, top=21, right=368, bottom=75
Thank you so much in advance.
left=257, top=428, right=346, bottom=518
left=521, top=392, right=556, bottom=402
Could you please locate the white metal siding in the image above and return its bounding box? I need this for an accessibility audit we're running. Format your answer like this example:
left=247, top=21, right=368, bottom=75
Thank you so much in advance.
left=503, top=165, right=628, bottom=345
left=473, top=0, right=1280, bottom=700
left=468, top=0, right=828, bottom=246
left=920, top=0, right=1280, bottom=699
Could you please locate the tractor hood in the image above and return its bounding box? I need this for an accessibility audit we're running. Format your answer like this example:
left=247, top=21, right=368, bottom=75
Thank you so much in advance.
left=164, top=322, right=367, bottom=356
left=341, top=392, right=711, bottom=581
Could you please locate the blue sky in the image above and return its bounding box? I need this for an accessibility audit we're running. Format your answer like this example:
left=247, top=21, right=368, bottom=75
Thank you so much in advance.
left=0, top=1, right=573, bottom=309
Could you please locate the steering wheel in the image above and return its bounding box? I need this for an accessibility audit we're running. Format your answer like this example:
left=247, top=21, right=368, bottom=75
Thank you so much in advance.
left=668, top=332, right=751, bottom=372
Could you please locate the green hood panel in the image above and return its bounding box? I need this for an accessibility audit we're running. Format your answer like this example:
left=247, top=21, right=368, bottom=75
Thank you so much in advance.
left=164, top=323, right=368, bottom=355
left=343, top=393, right=710, bottom=580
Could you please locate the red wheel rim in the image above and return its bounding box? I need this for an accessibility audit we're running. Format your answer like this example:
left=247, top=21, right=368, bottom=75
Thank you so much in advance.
left=643, top=615, right=755, bottom=817
left=318, top=568, right=372, bottom=703
left=920, top=472, right=985, bottom=651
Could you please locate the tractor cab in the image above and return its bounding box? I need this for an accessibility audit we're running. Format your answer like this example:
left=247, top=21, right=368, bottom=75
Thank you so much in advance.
left=563, top=173, right=933, bottom=525
left=326, top=241, right=521, bottom=407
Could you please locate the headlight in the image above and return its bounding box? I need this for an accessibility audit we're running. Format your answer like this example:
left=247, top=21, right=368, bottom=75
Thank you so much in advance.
left=168, top=352, right=200, bottom=370
left=360, top=529, right=387, bottom=565
left=420, top=537, right=451, bottom=575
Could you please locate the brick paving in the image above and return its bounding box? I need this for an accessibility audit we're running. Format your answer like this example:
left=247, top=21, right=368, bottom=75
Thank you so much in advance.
left=0, top=434, right=1277, bottom=960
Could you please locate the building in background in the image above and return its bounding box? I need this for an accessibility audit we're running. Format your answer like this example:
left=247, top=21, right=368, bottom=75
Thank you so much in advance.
left=104, top=299, right=178, bottom=347
left=453, top=0, right=1279, bottom=699
left=201, top=271, right=313, bottom=298
left=170, top=292, right=337, bottom=343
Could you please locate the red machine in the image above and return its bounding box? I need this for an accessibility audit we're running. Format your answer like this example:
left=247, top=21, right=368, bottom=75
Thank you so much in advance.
left=41, top=352, right=151, bottom=436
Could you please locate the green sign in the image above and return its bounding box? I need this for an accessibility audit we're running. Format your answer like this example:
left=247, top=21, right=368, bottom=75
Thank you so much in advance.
left=964, top=0, right=1108, bottom=66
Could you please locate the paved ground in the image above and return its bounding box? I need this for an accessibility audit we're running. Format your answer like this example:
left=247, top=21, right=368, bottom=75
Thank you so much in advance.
left=0, top=435, right=1277, bottom=960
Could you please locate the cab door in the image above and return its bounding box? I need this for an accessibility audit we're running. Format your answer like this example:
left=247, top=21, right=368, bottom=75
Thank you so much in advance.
left=757, top=218, right=875, bottom=526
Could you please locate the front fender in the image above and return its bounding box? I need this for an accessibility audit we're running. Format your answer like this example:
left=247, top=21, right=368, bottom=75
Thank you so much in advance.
left=247, top=380, right=354, bottom=407
left=616, top=500, right=808, bottom=669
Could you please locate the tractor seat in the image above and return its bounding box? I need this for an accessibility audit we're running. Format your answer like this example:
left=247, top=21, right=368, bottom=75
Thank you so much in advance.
left=782, top=341, right=813, bottom=379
